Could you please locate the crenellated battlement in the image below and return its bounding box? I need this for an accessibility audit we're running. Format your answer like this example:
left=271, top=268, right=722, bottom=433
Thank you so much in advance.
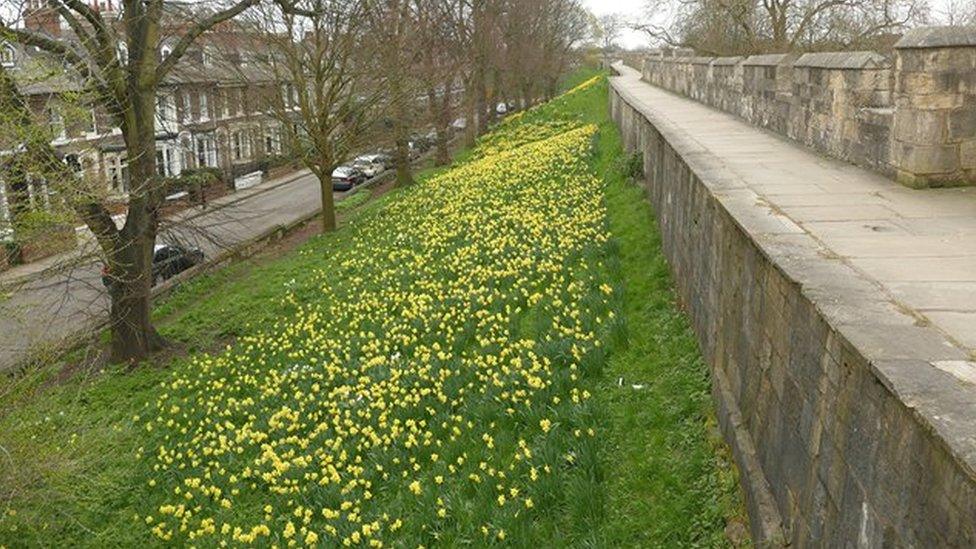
left=638, top=26, right=976, bottom=188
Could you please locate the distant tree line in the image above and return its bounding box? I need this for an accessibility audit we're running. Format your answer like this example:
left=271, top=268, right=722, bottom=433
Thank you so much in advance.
left=629, top=0, right=972, bottom=55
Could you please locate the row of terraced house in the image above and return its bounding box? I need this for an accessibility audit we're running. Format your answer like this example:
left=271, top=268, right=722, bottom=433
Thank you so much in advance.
left=0, top=0, right=298, bottom=241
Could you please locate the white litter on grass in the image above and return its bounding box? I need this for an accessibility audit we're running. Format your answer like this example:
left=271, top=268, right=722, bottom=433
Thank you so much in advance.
left=617, top=377, right=646, bottom=390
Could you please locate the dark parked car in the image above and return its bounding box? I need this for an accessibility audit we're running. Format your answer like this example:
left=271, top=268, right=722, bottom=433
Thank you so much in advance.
left=332, top=166, right=366, bottom=191
left=102, top=244, right=205, bottom=288
left=408, top=134, right=434, bottom=158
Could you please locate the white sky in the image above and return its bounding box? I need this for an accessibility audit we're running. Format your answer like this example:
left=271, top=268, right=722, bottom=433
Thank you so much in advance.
left=583, top=0, right=963, bottom=51
left=582, top=0, right=649, bottom=50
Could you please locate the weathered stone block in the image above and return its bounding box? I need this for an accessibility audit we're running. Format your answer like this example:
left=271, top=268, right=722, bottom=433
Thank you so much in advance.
left=892, top=142, right=960, bottom=174
left=893, top=109, right=946, bottom=143
left=908, top=92, right=965, bottom=110
left=948, top=107, right=976, bottom=140
left=962, top=140, right=976, bottom=169
left=896, top=47, right=976, bottom=73
left=898, top=71, right=949, bottom=94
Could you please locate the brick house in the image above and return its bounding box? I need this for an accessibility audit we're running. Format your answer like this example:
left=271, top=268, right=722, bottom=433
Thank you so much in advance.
left=0, top=0, right=291, bottom=240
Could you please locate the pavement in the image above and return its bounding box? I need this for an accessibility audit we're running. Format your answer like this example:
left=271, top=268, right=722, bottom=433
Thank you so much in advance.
left=0, top=167, right=345, bottom=373
left=612, top=63, right=976, bottom=356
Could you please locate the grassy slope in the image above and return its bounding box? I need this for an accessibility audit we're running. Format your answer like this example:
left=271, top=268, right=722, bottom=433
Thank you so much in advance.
left=0, top=68, right=745, bottom=547
left=0, top=192, right=398, bottom=546
left=595, top=108, right=747, bottom=547
left=544, top=70, right=746, bottom=546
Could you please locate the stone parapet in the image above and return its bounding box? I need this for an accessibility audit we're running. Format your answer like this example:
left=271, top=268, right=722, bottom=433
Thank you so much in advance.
left=639, top=26, right=976, bottom=187
left=892, top=26, right=976, bottom=187
left=610, top=66, right=976, bottom=546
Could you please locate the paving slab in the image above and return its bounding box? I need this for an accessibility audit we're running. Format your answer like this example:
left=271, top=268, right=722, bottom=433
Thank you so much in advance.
left=611, top=64, right=976, bottom=355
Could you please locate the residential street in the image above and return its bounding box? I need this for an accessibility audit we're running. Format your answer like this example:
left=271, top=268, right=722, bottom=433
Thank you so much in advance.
left=0, top=169, right=338, bottom=373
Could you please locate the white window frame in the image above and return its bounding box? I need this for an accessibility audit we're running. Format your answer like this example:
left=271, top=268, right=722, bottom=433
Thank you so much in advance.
left=0, top=182, right=10, bottom=227
left=86, top=111, right=98, bottom=137
left=221, top=88, right=230, bottom=119
left=49, top=107, right=66, bottom=141
left=195, top=135, right=217, bottom=168
left=155, top=144, right=181, bottom=178
left=232, top=130, right=250, bottom=161
left=155, top=93, right=176, bottom=130
left=265, top=129, right=281, bottom=155
left=27, top=178, right=51, bottom=210
left=106, top=153, right=128, bottom=194
left=0, top=44, right=15, bottom=68
left=181, top=91, right=192, bottom=123
left=199, top=91, right=209, bottom=121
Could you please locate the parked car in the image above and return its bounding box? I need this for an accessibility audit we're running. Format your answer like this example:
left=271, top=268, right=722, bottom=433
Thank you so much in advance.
left=352, top=155, right=388, bottom=178
left=408, top=134, right=434, bottom=158
left=101, top=243, right=205, bottom=288
left=332, top=165, right=366, bottom=191
left=373, top=153, right=393, bottom=170
left=496, top=102, right=508, bottom=115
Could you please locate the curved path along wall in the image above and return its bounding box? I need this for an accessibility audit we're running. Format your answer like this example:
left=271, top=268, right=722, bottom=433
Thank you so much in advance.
left=609, top=63, right=976, bottom=546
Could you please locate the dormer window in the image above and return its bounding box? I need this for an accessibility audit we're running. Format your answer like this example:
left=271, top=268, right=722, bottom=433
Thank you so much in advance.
left=0, top=44, right=15, bottom=68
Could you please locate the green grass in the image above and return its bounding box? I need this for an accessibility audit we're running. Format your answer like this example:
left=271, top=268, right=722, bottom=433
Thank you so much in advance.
left=0, top=68, right=746, bottom=548
left=594, top=110, right=747, bottom=547
left=0, top=183, right=398, bottom=546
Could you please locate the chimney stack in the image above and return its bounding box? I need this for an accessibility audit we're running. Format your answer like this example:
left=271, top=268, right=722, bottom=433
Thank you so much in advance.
left=23, top=0, right=61, bottom=38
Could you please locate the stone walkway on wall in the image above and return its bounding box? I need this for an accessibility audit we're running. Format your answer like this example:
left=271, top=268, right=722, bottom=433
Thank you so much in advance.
left=612, top=63, right=976, bottom=359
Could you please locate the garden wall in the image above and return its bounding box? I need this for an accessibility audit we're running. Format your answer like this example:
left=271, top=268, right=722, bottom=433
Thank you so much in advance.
left=610, top=75, right=976, bottom=546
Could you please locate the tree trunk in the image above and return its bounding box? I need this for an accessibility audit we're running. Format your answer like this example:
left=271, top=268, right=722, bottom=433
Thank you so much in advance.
left=475, top=74, right=489, bottom=135
left=435, top=88, right=452, bottom=166
left=428, top=80, right=452, bottom=167
left=394, top=136, right=413, bottom=187
left=319, top=170, right=337, bottom=232
left=109, top=234, right=165, bottom=364
left=109, top=89, right=167, bottom=364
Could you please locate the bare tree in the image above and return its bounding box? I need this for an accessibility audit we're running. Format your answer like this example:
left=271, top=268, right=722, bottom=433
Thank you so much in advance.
left=366, top=0, right=419, bottom=186
left=635, top=0, right=929, bottom=54
left=932, top=0, right=975, bottom=25
left=597, top=12, right=623, bottom=63
left=0, top=0, right=314, bottom=363
left=242, top=0, right=378, bottom=232
left=414, top=0, right=463, bottom=166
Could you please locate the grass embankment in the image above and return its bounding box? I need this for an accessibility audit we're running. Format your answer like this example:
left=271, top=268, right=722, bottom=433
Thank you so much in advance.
left=0, top=69, right=745, bottom=547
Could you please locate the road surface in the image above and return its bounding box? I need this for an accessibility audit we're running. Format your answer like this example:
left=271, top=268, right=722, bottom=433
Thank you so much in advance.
left=0, top=169, right=340, bottom=373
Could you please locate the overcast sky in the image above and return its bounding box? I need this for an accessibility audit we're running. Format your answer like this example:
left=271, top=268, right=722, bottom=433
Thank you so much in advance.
left=583, top=0, right=963, bottom=50
left=582, top=0, right=648, bottom=49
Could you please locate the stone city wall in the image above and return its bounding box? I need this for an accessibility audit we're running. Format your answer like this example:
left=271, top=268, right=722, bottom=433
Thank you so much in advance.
left=610, top=70, right=976, bottom=546
left=639, top=26, right=976, bottom=187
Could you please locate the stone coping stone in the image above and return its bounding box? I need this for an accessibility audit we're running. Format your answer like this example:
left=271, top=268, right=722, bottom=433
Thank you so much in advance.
left=794, top=51, right=889, bottom=70
left=896, top=25, right=976, bottom=49
left=742, top=53, right=793, bottom=66
left=688, top=56, right=715, bottom=65
left=712, top=56, right=745, bottom=66
left=609, top=60, right=976, bottom=509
